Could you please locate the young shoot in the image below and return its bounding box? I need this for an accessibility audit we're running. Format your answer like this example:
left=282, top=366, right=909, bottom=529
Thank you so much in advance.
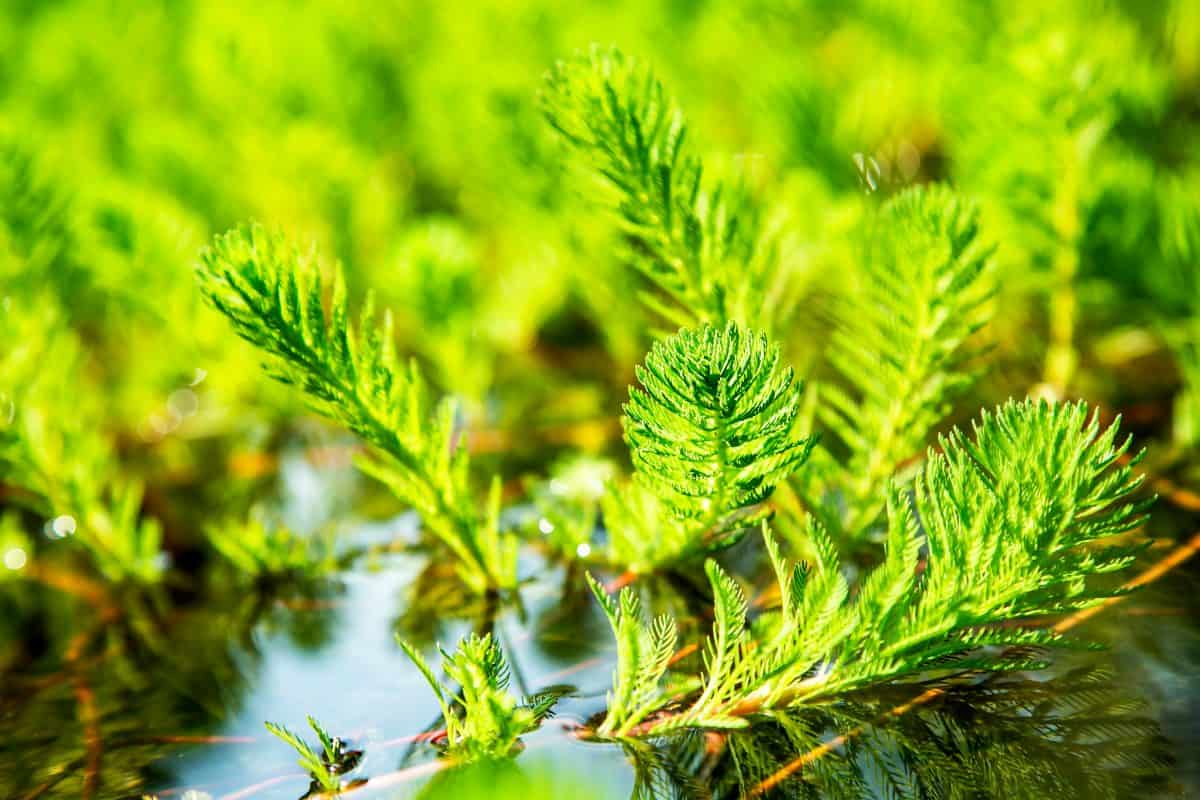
left=264, top=715, right=362, bottom=794
left=399, top=633, right=558, bottom=762
left=542, top=45, right=780, bottom=330
left=605, top=321, right=813, bottom=572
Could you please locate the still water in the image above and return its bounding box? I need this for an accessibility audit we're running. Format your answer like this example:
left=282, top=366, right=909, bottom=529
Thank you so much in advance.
left=2, top=457, right=1198, bottom=799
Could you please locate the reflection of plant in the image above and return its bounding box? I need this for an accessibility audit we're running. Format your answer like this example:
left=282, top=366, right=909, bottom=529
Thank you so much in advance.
left=633, top=666, right=1176, bottom=799
left=264, top=715, right=362, bottom=794
left=199, top=227, right=517, bottom=594
left=399, top=633, right=557, bottom=762
left=604, top=323, right=814, bottom=572
left=594, top=400, right=1148, bottom=735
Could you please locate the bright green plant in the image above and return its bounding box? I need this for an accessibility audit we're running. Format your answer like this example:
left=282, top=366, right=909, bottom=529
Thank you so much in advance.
left=592, top=399, right=1148, bottom=736
left=809, top=184, right=995, bottom=543
left=399, top=633, right=557, bottom=762
left=526, top=456, right=614, bottom=561
left=206, top=517, right=339, bottom=581
left=0, top=302, right=164, bottom=584
left=198, top=226, right=517, bottom=594
left=603, top=322, right=813, bottom=572
left=542, top=46, right=782, bottom=331
left=264, top=715, right=362, bottom=793
left=586, top=573, right=682, bottom=738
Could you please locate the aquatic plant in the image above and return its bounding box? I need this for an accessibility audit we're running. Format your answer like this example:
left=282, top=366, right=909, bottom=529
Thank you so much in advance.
left=605, top=322, right=814, bottom=571
left=206, top=517, right=340, bottom=581
left=264, top=716, right=362, bottom=793
left=1, top=1, right=1198, bottom=797
left=542, top=45, right=780, bottom=330
left=591, top=399, right=1148, bottom=736
left=198, top=227, right=518, bottom=595
left=399, top=633, right=558, bottom=762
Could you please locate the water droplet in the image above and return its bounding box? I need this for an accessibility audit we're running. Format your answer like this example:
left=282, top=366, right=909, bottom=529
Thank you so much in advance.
left=148, top=413, right=171, bottom=438
left=537, top=518, right=555, bottom=535
left=853, top=152, right=881, bottom=193
left=49, top=515, right=76, bottom=539
left=3, top=547, right=26, bottom=570
left=575, top=542, right=592, bottom=558
left=190, top=368, right=208, bottom=386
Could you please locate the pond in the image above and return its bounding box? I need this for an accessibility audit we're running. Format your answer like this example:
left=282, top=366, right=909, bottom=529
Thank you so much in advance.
left=4, top=454, right=1198, bottom=799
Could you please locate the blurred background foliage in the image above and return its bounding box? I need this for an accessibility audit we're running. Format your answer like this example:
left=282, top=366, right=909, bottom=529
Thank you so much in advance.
left=2, top=0, right=1197, bottom=547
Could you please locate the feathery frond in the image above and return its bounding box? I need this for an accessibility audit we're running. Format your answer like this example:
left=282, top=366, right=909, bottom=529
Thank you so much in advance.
left=197, top=225, right=516, bottom=593
left=607, top=322, right=814, bottom=571
left=814, top=184, right=994, bottom=542
left=0, top=300, right=163, bottom=583
left=592, top=399, right=1149, bottom=735
left=587, top=574, right=679, bottom=737
left=264, top=716, right=361, bottom=793
left=206, top=517, right=339, bottom=580
left=399, top=633, right=557, bottom=762
left=542, top=45, right=778, bottom=329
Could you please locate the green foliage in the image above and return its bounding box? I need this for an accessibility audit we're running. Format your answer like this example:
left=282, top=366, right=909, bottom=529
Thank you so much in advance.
left=416, top=761, right=607, bottom=800
left=586, top=574, right=680, bottom=737
left=399, top=633, right=557, bottom=762
left=197, top=225, right=517, bottom=593
left=594, top=399, right=1148, bottom=735
left=264, top=715, right=361, bottom=793
left=605, top=322, right=813, bottom=571
left=206, top=517, right=339, bottom=581
left=0, top=302, right=163, bottom=583
left=0, top=1, right=1195, bottom=794
left=0, top=140, right=78, bottom=281
left=812, top=184, right=994, bottom=542
left=638, top=666, right=1174, bottom=799
left=526, top=456, right=613, bottom=561
left=542, top=46, right=780, bottom=330
left=0, top=513, right=31, bottom=583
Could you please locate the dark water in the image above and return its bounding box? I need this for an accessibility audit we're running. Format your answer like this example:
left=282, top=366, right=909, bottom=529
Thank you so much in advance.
left=2, top=456, right=1198, bottom=799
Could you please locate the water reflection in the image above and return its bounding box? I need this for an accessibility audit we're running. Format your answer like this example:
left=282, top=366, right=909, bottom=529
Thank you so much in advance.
left=0, top=542, right=1195, bottom=799
left=628, top=667, right=1177, bottom=798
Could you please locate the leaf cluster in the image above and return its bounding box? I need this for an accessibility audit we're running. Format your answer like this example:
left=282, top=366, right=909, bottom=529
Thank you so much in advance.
left=0, top=301, right=163, bottom=583
left=808, top=183, right=995, bottom=543
left=264, top=715, right=361, bottom=793
left=594, top=399, right=1149, bottom=736
left=198, top=225, right=516, bottom=593
left=399, top=633, right=556, bottom=762
left=206, top=517, right=340, bottom=581
left=542, top=46, right=780, bottom=330
left=605, top=322, right=813, bottom=571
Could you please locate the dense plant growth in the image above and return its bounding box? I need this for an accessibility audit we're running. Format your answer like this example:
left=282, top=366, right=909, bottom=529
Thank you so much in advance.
left=2, top=1, right=1198, bottom=798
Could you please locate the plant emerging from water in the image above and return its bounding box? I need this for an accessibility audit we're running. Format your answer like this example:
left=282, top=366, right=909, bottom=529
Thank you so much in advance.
left=185, top=44, right=1161, bottom=768
left=399, top=633, right=558, bottom=762
left=2, top=9, right=1187, bottom=793
left=604, top=322, right=814, bottom=572
left=264, top=715, right=363, bottom=794
left=198, top=227, right=518, bottom=595
left=591, top=399, right=1147, bottom=737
